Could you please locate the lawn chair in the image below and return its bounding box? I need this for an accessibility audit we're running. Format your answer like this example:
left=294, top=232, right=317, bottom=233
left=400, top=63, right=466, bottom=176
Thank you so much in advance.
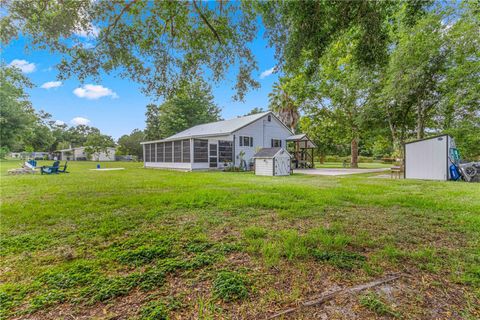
left=57, top=161, right=69, bottom=173
left=40, top=161, right=60, bottom=175
left=7, top=162, right=36, bottom=175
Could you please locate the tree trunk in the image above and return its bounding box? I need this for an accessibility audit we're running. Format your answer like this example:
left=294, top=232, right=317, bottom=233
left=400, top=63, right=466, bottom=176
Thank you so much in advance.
left=350, top=137, right=359, bottom=168
left=416, top=107, right=425, bottom=139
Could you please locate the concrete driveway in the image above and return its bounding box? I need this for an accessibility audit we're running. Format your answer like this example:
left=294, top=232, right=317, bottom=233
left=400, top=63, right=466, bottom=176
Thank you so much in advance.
left=294, top=168, right=389, bottom=176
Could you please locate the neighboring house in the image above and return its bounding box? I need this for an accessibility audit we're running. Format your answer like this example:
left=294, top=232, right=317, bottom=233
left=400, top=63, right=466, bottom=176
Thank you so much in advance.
left=57, top=147, right=116, bottom=161
left=141, top=111, right=311, bottom=170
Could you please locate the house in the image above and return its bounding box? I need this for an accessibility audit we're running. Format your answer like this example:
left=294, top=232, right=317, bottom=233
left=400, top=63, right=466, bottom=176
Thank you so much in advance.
left=57, top=147, right=116, bottom=161
left=141, top=111, right=315, bottom=171
left=253, top=147, right=292, bottom=176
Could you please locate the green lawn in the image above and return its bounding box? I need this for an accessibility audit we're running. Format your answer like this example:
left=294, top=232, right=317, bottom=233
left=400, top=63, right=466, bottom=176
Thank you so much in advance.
left=1, top=160, right=479, bottom=319
left=314, top=161, right=393, bottom=169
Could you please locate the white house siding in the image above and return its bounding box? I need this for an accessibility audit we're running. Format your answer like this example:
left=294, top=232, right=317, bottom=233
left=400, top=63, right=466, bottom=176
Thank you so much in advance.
left=255, top=158, right=274, bottom=176
left=233, top=115, right=291, bottom=166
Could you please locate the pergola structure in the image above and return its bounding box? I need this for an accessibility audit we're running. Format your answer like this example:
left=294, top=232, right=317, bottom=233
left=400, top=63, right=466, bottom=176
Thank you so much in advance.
left=286, top=134, right=316, bottom=168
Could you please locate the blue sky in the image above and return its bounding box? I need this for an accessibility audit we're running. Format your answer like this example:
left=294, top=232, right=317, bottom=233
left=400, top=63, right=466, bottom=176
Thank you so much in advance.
left=3, top=27, right=280, bottom=140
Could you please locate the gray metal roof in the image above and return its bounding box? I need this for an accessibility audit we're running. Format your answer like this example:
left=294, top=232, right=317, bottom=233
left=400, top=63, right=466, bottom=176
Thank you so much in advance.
left=286, top=134, right=307, bottom=141
left=253, top=147, right=291, bottom=158
left=141, top=112, right=273, bottom=144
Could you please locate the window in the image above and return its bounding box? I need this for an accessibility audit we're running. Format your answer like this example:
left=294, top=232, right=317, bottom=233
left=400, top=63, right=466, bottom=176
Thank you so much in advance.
left=267, top=115, right=271, bottom=122
left=164, top=142, right=173, bottom=162
left=156, top=142, right=164, bottom=162
left=144, top=144, right=151, bottom=162
left=182, top=140, right=190, bottom=163
left=194, top=139, right=208, bottom=163
left=218, top=140, right=233, bottom=163
left=271, top=139, right=282, bottom=147
left=239, top=136, right=253, bottom=147
left=174, top=141, right=182, bottom=162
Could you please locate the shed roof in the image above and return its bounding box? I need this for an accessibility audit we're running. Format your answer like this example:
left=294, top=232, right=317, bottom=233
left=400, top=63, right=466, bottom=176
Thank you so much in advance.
left=253, top=147, right=291, bottom=159
left=141, top=111, right=290, bottom=144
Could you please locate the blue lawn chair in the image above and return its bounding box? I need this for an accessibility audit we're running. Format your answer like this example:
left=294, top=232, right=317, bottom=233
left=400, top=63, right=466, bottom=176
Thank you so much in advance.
left=40, top=161, right=60, bottom=175
left=58, top=161, right=69, bottom=173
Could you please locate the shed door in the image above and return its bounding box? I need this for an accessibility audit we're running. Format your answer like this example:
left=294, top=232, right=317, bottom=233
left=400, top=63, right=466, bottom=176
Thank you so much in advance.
left=209, top=143, right=218, bottom=168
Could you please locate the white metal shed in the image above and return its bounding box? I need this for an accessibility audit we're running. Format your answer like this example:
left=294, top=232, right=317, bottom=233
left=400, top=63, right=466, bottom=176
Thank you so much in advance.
left=404, top=134, right=456, bottom=181
left=253, top=147, right=291, bottom=176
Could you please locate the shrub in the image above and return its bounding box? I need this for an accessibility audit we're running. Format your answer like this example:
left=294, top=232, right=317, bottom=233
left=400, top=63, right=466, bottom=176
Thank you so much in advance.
left=213, top=271, right=249, bottom=302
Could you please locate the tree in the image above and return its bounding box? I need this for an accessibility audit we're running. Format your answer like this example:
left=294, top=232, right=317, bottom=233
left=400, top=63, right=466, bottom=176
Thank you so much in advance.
left=145, top=80, right=221, bottom=139
left=117, top=129, right=145, bottom=159
left=378, top=11, right=446, bottom=147
left=3, top=0, right=259, bottom=100
left=65, top=125, right=101, bottom=147
left=144, top=104, right=161, bottom=140
left=268, top=78, right=300, bottom=133
left=244, top=107, right=264, bottom=116
left=84, top=133, right=115, bottom=161
left=258, top=0, right=431, bottom=76
left=2, top=1, right=426, bottom=101
left=0, top=65, right=36, bottom=151
left=309, top=31, right=375, bottom=168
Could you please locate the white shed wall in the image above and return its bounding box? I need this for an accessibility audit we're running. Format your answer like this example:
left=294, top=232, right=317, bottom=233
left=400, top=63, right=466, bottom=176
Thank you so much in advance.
left=255, top=158, right=274, bottom=176
left=405, top=136, right=448, bottom=180
left=274, top=155, right=291, bottom=176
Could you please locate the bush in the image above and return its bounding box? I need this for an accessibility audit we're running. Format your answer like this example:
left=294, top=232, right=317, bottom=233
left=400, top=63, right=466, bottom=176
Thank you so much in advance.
left=0, top=147, right=9, bottom=159
left=213, top=271, right=249, bottom=302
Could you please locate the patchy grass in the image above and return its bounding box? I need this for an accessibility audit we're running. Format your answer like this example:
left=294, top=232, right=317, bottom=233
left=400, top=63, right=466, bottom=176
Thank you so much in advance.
left=0, top=160, right=479, bottom=319
left=359, top=292, right=402, bottom=318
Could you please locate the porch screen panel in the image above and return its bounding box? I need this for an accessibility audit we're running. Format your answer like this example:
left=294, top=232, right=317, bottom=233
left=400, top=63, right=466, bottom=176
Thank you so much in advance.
left=182, top=140, right=190, bottom=163
left=218, top=141, right=233, bottom=163
left=174, top=141, right=182, bottom=162
left=151, top=143, right=156, bottom=162
left=164, top=142, right=173, bottom=162
left=156, top=142, right=164, bottom=162
left=193, top=139, right=208, bottom=163
left=145, top=144, right=151, bottom=162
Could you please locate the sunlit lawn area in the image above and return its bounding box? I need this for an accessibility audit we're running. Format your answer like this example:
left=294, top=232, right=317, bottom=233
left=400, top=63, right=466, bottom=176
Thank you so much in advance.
left=314, top=161, right=393, bottom=169
left=1, top=160, right=479, bottom=319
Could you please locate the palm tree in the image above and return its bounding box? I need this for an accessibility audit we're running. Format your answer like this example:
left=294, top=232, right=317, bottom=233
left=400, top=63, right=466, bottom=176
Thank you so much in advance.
left=268, top=79, right=300, bottom=133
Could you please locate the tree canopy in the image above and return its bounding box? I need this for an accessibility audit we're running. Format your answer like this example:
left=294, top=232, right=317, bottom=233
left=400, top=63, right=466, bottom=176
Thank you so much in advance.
left=145, top=80, right=221, bottom=140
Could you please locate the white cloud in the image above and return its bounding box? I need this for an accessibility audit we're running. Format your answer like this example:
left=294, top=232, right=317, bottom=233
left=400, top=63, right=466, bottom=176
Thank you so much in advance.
left=8, top=59, right=36, bottom=73
left=71, top=117, right=91, bottom=126
left=74, top=24, right=99, bottom=38
left=260, top=67, right=275, bottom=79
left=41, top=81, right=62, bottom=89
left=54, top=120, right=65, bottom=126
left=73, top=84, right=118, bottom=100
